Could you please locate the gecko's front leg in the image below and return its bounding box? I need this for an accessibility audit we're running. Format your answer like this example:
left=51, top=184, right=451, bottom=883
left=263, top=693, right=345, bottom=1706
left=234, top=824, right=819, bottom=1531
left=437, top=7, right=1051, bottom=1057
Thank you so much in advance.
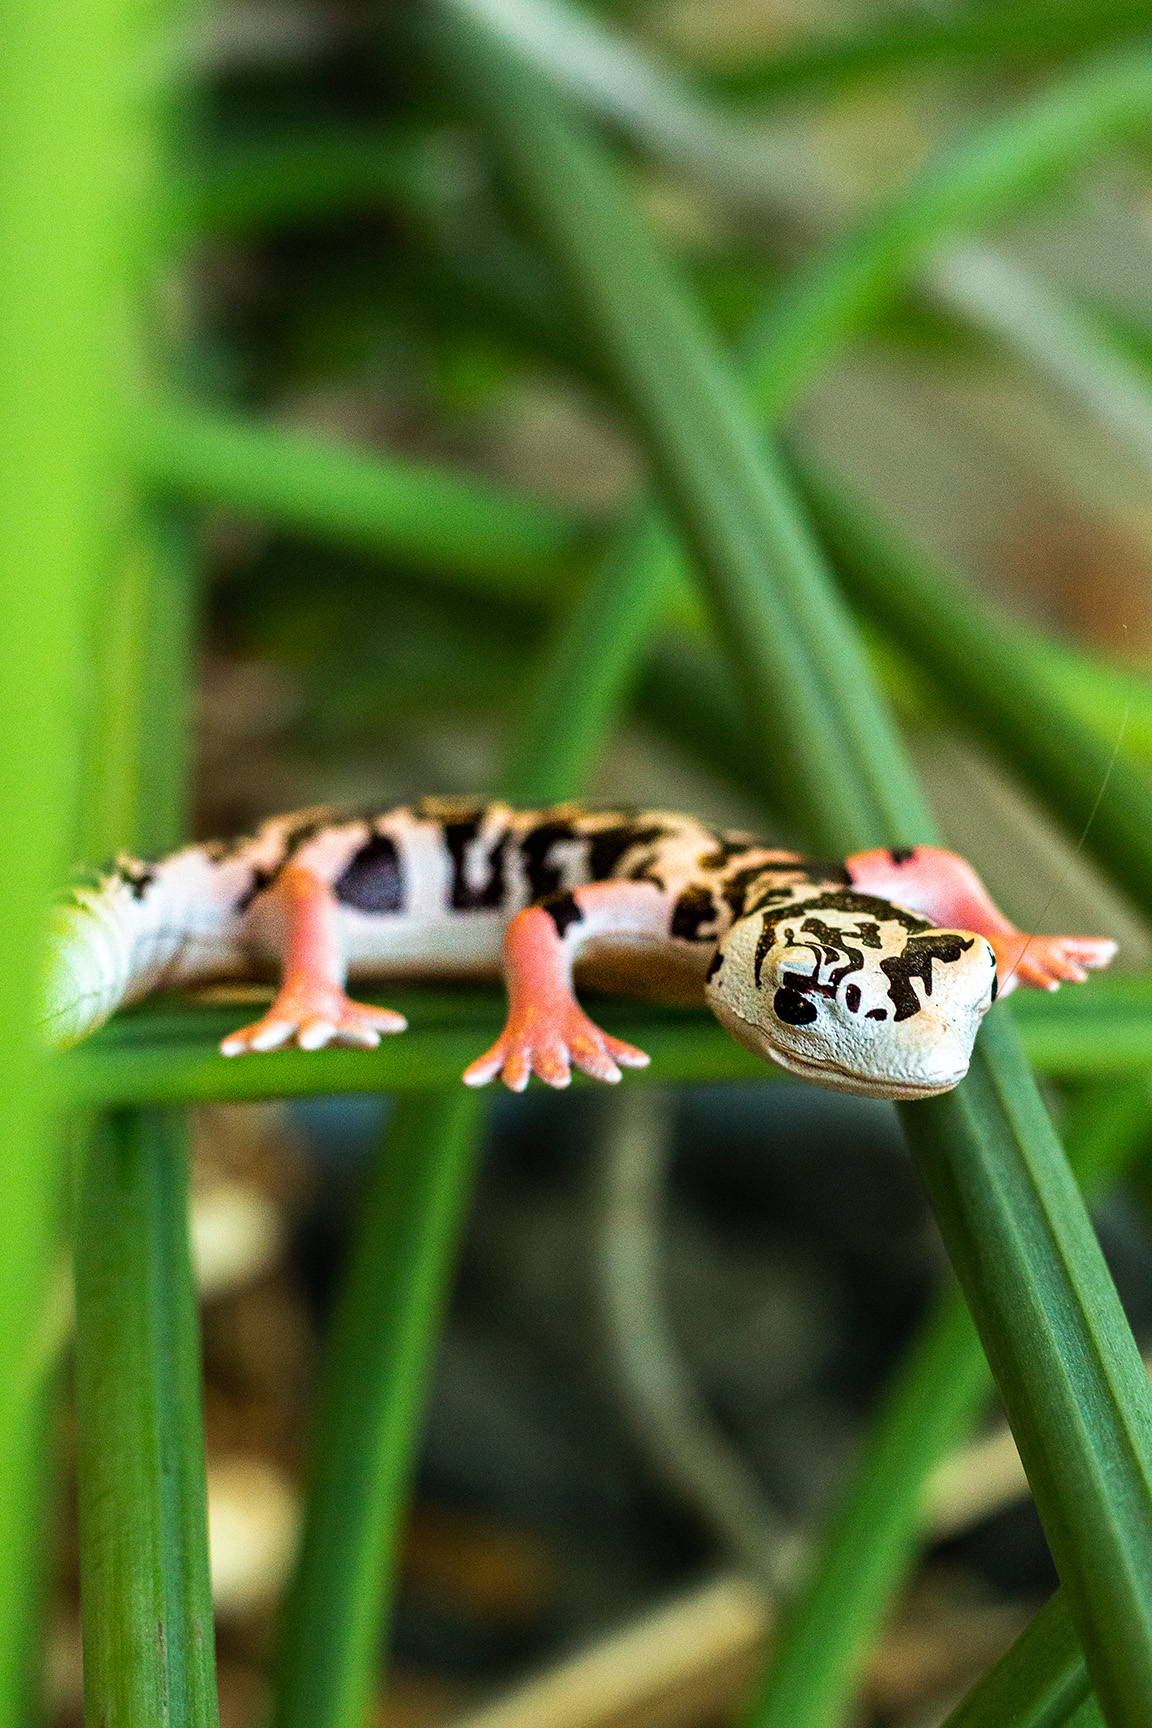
left=220, top=863, right=408, bottom=1055
left=463, top=881, right=664, bottom=1091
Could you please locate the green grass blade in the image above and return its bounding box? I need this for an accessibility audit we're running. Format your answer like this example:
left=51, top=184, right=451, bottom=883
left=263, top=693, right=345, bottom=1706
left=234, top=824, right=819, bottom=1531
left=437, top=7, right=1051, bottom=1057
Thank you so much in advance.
left=746, top=1077, right=1152, bottom=1728
left=73, top=1109, right=218, bottom=1728
left=902, top=1013, right=1152, bottom=1726
left=271, top=1090, right=484, bottom=1728
left=714, top=3, right=1152, bottom=103
left=133, top=394, right=592, bottom=596
left=422, top=17, right=1152, bottom=1723
left=745, top=45, right=1152, bottom=422
left=188, top=127, right=451, bottom=235
left=84, top=511, right=198, bottom=862
left=791, top=450, right=1152, bottom=923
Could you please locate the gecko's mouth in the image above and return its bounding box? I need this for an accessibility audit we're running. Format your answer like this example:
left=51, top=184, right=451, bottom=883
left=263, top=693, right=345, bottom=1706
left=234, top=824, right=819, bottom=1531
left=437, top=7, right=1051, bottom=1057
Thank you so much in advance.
left=708, top=996, right=969, bottom=1099
left=761, top=1043, right=967, bottom=1100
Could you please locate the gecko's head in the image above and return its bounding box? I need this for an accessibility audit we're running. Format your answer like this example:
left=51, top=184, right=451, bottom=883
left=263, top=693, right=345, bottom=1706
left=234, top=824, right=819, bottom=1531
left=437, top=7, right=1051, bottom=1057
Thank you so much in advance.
left=704, top=887, right=997, bottom=1100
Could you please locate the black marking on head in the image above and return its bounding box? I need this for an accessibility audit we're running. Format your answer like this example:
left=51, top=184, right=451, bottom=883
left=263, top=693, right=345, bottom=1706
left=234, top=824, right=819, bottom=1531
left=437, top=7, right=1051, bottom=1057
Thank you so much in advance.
left=672, top=884, right=720, bottom=942
left=880, top=933, right=975, bottom=1021
left=334, top=832, right=404, bottom=913
left=888, top=848, right=916, bottom=866
left=520, top=820, right=578, bottom=902
left=752, top=889, right=930, bottom=989
left=845, top=984, right=861, bottom=1013
left=587, top=823, right=670, bottom=881
left=706, top=949, right=724, bottom=982
left=540, top=890, right=584, bottom=938
left=442, top=814, right=509, bottom=912
left=802, top=915, right=882, bottom=952
left=722, top=858, right=853, bottom=920
left=866, top=1008, right=887, bottom=1020
left=990, top=964, right=998, bottom=1002
left=774, top=986, right=818, bottom=1025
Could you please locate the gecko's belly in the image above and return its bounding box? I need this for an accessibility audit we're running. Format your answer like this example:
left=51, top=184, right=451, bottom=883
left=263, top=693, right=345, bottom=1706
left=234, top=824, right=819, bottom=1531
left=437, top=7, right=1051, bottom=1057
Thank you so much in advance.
left=575, top=936, right=711, bottom=1006
left=340, top=918, right=711, bottom=1002
left=341, top=909, right=508, bottom=978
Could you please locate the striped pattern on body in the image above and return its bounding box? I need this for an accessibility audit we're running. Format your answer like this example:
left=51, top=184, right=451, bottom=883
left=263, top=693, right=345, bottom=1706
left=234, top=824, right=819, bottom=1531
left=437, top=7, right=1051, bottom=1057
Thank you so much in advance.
left=43, top=800, right=844, bottom=1048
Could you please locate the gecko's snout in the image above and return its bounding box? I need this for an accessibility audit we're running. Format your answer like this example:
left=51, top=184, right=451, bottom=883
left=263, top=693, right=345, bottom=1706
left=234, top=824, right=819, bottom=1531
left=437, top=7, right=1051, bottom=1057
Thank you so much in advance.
left=705, top=900, right=997, bottom=1101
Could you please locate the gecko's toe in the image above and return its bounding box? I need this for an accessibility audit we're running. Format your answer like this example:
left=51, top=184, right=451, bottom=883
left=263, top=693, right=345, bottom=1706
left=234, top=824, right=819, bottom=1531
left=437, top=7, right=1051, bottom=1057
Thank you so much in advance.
left=298, top=1019, right=337, bottom=1051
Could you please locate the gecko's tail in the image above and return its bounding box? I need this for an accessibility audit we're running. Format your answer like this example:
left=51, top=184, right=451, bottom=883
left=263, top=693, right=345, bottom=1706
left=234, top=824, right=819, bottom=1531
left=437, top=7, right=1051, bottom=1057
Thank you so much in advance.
left=41, top=868, right=178, bottom=1049
left=42, top=848, right=245, bottom=1049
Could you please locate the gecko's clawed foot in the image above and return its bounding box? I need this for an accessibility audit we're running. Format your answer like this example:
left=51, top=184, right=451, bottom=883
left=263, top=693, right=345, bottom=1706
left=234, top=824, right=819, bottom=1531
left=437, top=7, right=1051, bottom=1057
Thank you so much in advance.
left=462, top=998, right=650, bottom=1092
left=991, top=934, right=1117, bottom=995
left=220, top=983, right=407, bottom=1055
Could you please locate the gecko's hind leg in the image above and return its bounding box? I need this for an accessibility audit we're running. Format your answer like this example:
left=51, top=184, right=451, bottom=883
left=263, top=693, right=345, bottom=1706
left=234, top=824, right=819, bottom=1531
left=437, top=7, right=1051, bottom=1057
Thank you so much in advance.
left=221, top=860, right=407, bottom=1055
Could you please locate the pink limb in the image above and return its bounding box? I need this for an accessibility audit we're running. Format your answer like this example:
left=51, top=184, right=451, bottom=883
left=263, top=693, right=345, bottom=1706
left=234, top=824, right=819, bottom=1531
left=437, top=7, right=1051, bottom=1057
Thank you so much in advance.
left=220, top=863, right=407, bottom=1056
left=462, top=881, right=665, bottom=1091
left=845, top=846, right=1117, bottom=995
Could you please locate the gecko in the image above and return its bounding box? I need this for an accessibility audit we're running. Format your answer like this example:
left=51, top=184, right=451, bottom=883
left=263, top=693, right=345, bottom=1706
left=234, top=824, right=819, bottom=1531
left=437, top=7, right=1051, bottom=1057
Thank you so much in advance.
left=44, top=800, right=1117, bottom=1100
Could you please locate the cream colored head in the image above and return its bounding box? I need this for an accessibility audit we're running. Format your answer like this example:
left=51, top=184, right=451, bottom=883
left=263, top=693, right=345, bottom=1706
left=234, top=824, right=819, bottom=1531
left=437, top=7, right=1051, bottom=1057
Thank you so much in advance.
left=705, top=887, right=997, bottom=1099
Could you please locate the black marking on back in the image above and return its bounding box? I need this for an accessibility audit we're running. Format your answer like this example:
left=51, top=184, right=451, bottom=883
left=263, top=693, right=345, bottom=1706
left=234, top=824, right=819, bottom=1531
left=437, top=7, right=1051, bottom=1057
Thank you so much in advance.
left=706, top=949, right=724, bottom=982
left=234, top=813, right=340, bottom=913
left=520, top=819, right=579, bottom=901
left=671, top=883, right=720, bottom=942
left=334, top=832, right=404, bottom=913
left=587, top=823, right=670, bottom=881
left=442, top=812, right=509, bottom=912
left=700, top=834, right=759, bottom=869
left=113, top=856, right=157, bottom=900
left=540, top=890, right=584, bottom=938
left=880, top=933, right=974, bottom=1021
left=888, top=848, right=916, bottom=866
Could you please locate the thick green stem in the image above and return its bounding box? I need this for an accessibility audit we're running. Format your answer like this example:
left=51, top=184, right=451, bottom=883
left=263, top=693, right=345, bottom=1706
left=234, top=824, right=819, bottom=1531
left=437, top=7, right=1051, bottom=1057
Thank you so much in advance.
left=0, top=0, right=159, bottom=1707
left=73, top=1110, right=218, bottom=1728
left=747, top=1078, right=1152, bottom=1728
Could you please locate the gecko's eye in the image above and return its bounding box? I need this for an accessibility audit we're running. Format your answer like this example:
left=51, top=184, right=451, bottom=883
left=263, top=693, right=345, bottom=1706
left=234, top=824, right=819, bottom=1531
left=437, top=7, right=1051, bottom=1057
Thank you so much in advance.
left=773, top=986, right=818, bottom=1025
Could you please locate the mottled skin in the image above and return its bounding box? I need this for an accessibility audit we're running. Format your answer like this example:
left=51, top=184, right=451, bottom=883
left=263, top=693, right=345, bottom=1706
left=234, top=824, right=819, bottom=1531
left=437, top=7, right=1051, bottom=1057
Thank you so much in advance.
left=46, top=801, right=1116, bottom=1099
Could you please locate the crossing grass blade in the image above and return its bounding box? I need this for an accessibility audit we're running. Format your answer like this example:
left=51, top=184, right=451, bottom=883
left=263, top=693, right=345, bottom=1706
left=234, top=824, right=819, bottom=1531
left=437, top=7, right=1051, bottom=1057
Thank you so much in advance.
left=713, top=2, right=1152, bottom=103
left=135, top=395, right=593, bottom=598
left=421, top=14, right=1152, bottom=1723
left=942, top=1589, right=1089, bottom=1728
